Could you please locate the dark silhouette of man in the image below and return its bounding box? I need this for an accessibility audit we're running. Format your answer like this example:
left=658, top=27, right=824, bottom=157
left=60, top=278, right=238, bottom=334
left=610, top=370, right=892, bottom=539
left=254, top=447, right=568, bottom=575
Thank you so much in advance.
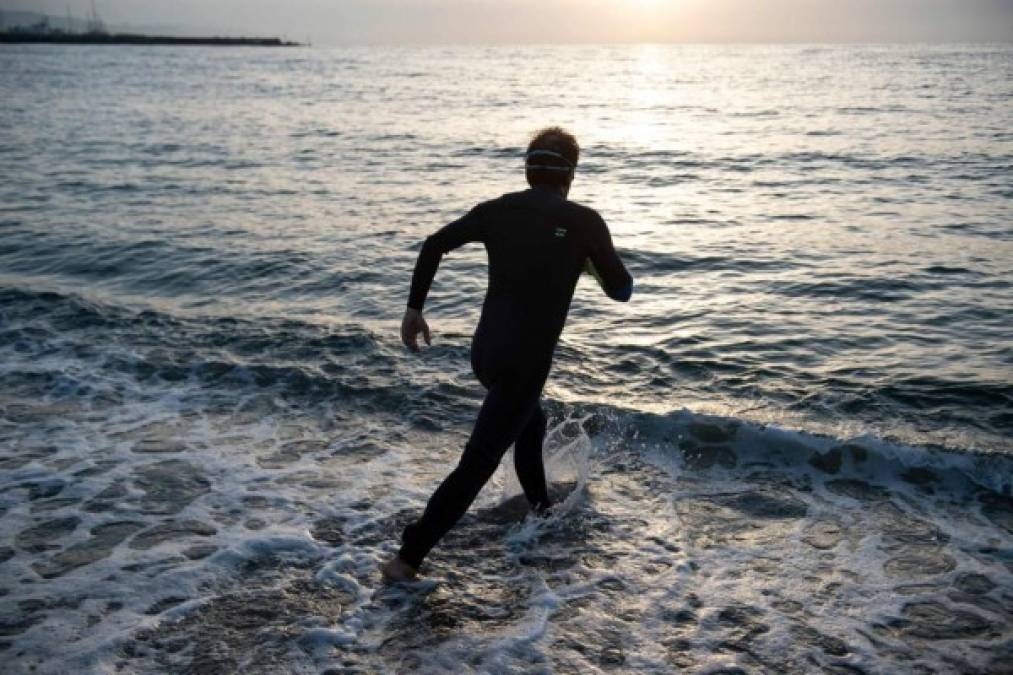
left=382, top=127, right=633, bottom=582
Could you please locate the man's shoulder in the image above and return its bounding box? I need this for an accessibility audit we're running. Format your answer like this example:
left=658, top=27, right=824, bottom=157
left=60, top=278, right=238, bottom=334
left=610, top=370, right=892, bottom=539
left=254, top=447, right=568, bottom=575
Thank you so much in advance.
left=491, top=189, right=536, bottom=205
left=562, top=199, right=606, bottom=230
left=474, top=189, right=556, bottom=214
left=565, top=198, right=602, bottom=218
left=471, top=191, right=523, bottom=212
left=477, top=191, right=604, bottom=226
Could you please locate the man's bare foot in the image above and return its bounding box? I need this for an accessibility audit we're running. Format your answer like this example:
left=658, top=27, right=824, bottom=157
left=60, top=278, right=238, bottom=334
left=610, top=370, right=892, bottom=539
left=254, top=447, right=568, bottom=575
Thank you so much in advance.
left=380, top=555, right=418, bottom=583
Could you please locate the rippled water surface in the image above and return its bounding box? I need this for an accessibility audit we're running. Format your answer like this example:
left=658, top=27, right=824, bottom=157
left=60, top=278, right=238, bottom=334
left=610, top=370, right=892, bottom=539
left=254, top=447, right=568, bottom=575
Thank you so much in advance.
left=1, top=43, right=1011, bottom=673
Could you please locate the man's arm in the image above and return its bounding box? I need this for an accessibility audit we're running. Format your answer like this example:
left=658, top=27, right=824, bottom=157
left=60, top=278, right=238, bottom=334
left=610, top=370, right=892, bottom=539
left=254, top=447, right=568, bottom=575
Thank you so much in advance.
left=402, top=205, right=486, bottom=351
left=586, top=215, right=633, bottom=302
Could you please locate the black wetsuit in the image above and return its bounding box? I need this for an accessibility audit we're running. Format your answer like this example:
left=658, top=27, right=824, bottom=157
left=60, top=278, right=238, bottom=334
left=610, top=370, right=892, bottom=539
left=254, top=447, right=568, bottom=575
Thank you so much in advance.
left=399, top=185, right=632, bottom=569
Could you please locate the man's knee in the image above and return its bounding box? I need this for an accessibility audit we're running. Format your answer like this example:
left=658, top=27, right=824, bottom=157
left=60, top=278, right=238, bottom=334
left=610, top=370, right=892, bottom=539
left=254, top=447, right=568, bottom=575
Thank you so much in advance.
left=517, top=406, right=546, bottom=446
left=458, top=438, right=507, bottom=476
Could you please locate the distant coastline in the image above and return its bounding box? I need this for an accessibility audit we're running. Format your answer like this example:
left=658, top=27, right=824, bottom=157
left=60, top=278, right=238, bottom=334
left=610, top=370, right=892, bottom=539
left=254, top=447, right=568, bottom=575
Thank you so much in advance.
left=0, top=32, right=300, bottom=46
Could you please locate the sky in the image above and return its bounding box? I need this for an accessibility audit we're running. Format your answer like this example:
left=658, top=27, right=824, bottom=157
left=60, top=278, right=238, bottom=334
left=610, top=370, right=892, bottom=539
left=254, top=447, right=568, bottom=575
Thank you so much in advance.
left=4, top=0, right=1012, bottom=44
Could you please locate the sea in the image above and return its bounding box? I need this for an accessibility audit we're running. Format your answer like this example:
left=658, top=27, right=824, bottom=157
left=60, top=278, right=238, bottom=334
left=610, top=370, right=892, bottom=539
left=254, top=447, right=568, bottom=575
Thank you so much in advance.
left=0, top=43, right=1011, bottom=674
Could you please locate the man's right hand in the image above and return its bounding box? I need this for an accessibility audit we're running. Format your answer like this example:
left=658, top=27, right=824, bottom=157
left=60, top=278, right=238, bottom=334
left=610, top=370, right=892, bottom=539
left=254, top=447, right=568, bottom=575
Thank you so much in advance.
left=401, top=307, right=432, bottom=352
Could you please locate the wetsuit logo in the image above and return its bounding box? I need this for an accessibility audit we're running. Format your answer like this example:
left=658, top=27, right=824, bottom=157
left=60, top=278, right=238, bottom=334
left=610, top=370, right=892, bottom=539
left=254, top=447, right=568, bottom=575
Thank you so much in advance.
left=554, top=227, right=567, bottom=238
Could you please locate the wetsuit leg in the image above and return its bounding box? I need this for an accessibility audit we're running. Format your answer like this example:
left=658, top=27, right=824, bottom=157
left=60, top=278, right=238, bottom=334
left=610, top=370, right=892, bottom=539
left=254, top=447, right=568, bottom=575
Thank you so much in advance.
left=398, top=372, right=543, bottom=570
left=513, top=403, right=551, bottom=511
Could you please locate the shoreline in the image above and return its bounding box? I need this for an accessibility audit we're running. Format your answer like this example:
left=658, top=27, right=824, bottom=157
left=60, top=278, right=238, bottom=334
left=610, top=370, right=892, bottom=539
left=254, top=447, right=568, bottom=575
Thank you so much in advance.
left=0, top=32, right=301, bottom=46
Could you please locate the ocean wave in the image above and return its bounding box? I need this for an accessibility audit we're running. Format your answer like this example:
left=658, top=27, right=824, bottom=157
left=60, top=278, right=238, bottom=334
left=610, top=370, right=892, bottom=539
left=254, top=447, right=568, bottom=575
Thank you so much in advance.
left=3, top=284, right=1010, bottom=453
left=603, top=405, right=1013, bottom=496
left=0, top=285, right=482, bottom=427
left=620, top=249, right=802, bottom=273
left=0, top=224, right=383, bottom=300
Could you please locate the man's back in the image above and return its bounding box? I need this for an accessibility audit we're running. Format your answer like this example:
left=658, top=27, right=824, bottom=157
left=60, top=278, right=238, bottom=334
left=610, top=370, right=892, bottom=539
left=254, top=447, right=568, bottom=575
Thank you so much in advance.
left=408, top=186, right=632, bottom=364
left=481, top=187, right=629, bottom=355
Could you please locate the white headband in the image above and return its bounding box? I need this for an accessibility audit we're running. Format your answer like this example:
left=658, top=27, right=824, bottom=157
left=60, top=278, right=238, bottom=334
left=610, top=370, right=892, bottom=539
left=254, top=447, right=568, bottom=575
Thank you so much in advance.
left=525, top=149, right=575, bottom=172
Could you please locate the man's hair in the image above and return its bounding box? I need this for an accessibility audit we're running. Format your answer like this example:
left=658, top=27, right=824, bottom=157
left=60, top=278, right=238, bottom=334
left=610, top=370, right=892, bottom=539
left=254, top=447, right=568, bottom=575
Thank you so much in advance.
left=525, top=127, right=579, bottom=188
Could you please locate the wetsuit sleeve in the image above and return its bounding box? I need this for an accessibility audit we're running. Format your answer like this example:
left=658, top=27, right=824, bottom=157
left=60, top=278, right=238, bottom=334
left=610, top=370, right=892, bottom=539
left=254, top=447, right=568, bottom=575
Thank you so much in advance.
left=407, top=205, right=487, bottom=311
left=586, top=215, right=633, bottom=302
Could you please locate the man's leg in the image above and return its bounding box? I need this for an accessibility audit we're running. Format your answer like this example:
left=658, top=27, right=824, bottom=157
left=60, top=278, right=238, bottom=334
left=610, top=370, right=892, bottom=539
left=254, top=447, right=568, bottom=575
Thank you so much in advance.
left=513, top=403, right=551, bottom=512
left=396, top=376, right=540, bottom=571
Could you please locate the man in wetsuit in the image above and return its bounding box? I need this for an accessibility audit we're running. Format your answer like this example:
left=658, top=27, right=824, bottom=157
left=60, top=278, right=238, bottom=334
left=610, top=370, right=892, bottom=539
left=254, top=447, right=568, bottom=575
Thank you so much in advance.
left=381, top=127, right=632, bottom=582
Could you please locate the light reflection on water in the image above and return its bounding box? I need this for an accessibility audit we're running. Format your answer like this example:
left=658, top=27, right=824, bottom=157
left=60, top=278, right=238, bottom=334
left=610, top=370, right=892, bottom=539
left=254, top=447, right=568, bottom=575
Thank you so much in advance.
left=2, top=44, right=1011, bottom=451
left=0, top=42, right=1011, bottom=674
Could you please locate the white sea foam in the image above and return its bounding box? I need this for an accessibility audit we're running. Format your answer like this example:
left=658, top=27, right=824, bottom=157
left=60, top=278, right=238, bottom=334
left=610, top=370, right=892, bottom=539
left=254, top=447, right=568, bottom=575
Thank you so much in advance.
left=2, top=368, right=1011, bottom=674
